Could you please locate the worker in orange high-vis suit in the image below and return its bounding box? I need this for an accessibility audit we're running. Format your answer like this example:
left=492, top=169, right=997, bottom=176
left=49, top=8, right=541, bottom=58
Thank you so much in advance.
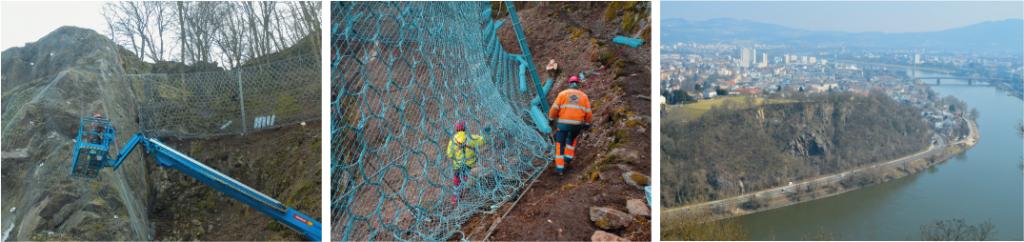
left=548, top=76, right=592, bottom=175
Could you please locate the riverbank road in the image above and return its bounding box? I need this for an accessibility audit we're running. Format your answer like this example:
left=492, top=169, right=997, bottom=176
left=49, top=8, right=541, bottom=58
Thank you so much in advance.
left=662, top=133, right=949, bottom=218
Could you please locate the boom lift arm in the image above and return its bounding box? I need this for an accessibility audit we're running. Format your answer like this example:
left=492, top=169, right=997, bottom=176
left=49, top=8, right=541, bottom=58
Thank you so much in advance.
left=71, top=118, right=321, bottom=241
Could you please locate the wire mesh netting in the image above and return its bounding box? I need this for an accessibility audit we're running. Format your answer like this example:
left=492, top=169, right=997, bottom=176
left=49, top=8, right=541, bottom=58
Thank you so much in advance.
left=331, top=2, right=555, bottom=241
left=1, top=40, right=152, bottom=241
left=127, top=53, right=321, bottom=139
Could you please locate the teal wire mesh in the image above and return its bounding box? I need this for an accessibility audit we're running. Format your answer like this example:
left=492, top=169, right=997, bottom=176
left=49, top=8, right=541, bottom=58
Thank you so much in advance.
left=331, top=2, right=553, bottom=241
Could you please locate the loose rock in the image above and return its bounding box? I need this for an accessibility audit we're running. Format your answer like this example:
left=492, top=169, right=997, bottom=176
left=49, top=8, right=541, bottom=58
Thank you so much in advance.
left=589, top=207, right=633, bottom=230
left=621, top=171, right=649, bottom=189
left=626, top=199, right=650, bottom=218
left=591, top=230, right=628, bottom=242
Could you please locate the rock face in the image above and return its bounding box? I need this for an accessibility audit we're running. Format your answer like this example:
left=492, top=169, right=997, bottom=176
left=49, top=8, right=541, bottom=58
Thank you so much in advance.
left=591, top=230, right=629, bottom=242
left=625, top=199, right=650, bottom=218
left=2, top=26, right=150, bottom=241
left=621, top=171, right=649, bottom=189
left=589, top=207, right=633, bottom=230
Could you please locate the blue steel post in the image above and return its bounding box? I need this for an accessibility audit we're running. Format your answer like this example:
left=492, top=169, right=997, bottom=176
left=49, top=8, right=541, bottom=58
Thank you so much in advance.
left=505, top=1, right=549, bottom=111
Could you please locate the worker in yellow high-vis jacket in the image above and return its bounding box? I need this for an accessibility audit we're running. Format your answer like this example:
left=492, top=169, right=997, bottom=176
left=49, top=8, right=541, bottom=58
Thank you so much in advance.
left=447, top=120, right=488, bottom=204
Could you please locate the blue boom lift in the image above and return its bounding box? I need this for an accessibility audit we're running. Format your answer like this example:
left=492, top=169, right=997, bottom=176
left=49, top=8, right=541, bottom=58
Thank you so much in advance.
left=70, top=117, right=322, bottom=241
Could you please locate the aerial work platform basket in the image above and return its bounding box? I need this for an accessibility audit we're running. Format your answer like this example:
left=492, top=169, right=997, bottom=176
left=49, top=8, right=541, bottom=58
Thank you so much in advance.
left=71, top=117, right=116, bottom=178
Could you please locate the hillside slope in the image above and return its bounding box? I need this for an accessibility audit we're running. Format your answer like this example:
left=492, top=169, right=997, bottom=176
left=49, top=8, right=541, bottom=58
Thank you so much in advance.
left=462, top=2, right=652, bottom=241
left=661, top=91, right=931, bottom=207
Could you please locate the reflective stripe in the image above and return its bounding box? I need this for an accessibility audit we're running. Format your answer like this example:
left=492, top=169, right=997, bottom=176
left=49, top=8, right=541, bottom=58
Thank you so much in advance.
left=552, top=104, right=560, bottom=109
left=566, top=145, right=574, bottom=150
left=555, top=155, right=564, bottom=159
left=557, top=119, right=583, bottom=124
left=565, top=155, right=574, bottom=158
left=561, top=104, right=591, bottom=112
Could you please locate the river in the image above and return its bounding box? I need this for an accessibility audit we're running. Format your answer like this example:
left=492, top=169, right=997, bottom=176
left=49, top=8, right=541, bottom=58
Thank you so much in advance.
left=736, top=69, right=1024, bottom=240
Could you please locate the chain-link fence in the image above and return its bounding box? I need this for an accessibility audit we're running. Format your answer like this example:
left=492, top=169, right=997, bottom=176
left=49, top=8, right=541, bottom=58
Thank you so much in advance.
left=127, top=53, right=321, bottom=139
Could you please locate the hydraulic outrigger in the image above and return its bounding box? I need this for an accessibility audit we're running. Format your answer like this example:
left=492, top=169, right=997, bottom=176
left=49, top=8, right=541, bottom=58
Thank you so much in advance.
left=71, top=117, right=322, bottom=241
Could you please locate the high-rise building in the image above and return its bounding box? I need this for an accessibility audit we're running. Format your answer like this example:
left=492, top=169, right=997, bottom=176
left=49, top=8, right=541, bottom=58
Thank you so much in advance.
left=784, top=54, right=790, bottom=64
left=915, top=54, right=921, bottom=64
left=762, top=53, right=768, bottom=64
left=740, top=47, right=752, bottom=68
left=801, top=56, right=808, bottom=63
left=809, top=56, right=816, bottom=64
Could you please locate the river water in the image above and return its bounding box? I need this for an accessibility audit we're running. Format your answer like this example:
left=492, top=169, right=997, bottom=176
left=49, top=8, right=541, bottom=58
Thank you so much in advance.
left=737, top=69, right=1024, bottom=240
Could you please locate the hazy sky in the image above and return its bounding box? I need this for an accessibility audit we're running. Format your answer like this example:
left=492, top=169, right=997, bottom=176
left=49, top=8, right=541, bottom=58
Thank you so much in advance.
left=662, top=1, right=1024, bottom=33
left=2, top=1, right=107, bottom=51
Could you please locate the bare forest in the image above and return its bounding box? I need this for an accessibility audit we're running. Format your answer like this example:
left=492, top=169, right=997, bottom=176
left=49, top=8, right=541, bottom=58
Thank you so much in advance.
left=102, top=1, right=321, bottom=69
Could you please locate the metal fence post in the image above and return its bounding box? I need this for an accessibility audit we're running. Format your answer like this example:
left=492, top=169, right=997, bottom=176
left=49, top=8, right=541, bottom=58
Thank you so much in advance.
left=238, top=69, right=246, bottom=134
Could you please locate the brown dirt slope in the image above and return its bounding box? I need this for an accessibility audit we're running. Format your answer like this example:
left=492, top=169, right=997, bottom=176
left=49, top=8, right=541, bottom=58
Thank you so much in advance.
left=460, top=3, right=652, bottom=241
left=147, top=120, right=322, bottom=241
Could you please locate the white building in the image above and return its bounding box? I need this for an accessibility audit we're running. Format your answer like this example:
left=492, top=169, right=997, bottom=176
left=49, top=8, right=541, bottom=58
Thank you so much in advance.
left=740, top=48, right=753, bottom=68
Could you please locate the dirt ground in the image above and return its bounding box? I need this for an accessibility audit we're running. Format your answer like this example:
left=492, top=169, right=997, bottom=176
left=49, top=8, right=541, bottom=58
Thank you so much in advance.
left=459, top=3, right=652, bottom=241
left=148, top=120, right=322, bottom=241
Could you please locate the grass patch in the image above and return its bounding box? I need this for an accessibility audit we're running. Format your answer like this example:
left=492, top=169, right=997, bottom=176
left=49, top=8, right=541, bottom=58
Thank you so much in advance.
left=615, top=129, right=629, bottom=143
left=583, top=154, right=622, bottom=181
left=625, top=119, right=645, bottom=128
left=674, top=96, right=796, bottom=119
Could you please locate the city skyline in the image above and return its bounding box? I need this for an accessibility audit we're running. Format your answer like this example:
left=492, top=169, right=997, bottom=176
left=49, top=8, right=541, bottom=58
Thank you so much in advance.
left=662, top=1, right=1024, bottom=33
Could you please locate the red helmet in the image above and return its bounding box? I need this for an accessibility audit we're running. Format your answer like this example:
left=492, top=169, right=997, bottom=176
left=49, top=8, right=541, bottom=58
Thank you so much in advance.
left=568, top=76, right=580, bottom=83
left=94, top=114, right=102, bottom=119
left=454, top=120, right=466, bottom=132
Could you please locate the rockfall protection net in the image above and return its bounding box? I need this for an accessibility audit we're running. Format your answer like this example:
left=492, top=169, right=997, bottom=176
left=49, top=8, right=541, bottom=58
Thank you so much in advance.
left=127, top=53, right=321, bottom=139
left=1, top=45, right=152, bottom=240
left=331, top=2, right=555, bottom=241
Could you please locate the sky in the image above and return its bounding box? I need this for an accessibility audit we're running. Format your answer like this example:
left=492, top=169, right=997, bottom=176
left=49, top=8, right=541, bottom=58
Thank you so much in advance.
left=1, top=1, right=108, bottom=51
left=662, top=1, right=1024, bottom=33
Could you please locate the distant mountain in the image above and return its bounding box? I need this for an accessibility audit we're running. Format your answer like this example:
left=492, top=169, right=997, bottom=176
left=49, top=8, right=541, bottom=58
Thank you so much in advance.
left=662, top=18, right=1024, bottom=51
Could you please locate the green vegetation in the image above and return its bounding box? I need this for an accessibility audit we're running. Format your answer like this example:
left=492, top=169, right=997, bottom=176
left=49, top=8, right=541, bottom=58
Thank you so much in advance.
left=662, top=210, right=749, bottom=240
left=629, top=172, right=649, bottom=186
left=661, top=91, right=930, bottom=207
left=584, top=154, right=621, bottom=181
left=664, top=214, right=995, bottom=241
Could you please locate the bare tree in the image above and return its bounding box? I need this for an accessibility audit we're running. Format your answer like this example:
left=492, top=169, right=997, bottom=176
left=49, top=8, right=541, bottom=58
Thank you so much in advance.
left=289, top=1, right=322, bottom=51
left=214, top=3, right=246, bottom=68
left=103, top=2, right=153, bottom=60
left=242, top=1, right=276, bottom=60
left=176, top=1, right=186, bottom=64
left=913, top=218, right=997, bottom=241
left=143, top=2, right=171, bottom=62
left=105, top=1, right=321, bottom=68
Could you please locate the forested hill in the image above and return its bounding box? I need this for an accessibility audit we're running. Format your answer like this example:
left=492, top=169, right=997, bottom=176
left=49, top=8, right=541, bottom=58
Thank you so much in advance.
left=660, top=90, right=930, bottom=207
